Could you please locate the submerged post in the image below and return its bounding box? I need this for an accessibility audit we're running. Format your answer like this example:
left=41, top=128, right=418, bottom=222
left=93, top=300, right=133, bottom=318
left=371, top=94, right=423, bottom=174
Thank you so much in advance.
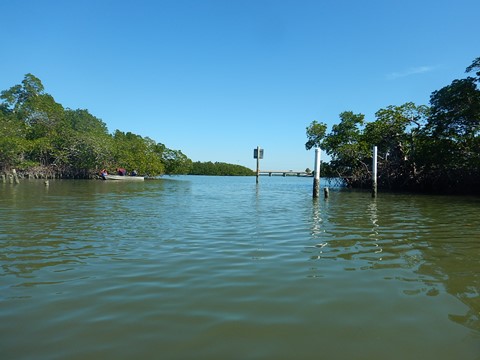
left=313, top=147, right=321, bottom=198
left=372, top=145, right=377, bottom=197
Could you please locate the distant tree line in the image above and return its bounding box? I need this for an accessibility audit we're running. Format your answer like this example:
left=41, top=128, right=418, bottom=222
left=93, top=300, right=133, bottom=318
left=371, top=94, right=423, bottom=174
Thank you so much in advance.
left=189, top=161, right=254, bottom=176
left=0, top=74, right=192, bottom=178
left=306, top=56, right=480, bottom=194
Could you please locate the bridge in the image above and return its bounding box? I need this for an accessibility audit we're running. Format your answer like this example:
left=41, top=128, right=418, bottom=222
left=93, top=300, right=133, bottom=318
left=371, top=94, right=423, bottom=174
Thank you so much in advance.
left=258, top=170, right=312, bottom=177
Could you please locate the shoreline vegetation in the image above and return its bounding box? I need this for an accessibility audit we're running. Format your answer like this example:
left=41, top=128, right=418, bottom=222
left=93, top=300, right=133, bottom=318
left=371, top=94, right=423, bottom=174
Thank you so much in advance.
left=189, top=161, right=255, bottom=176
left=0, top=74, right=192, bottom=179
left=1, top=162, right=256, bottom=181
left=0, top=74, right=253, bottom=180
left=306, top=56, right=480, bottom=195
left=2, top=56, right=479, bottom=193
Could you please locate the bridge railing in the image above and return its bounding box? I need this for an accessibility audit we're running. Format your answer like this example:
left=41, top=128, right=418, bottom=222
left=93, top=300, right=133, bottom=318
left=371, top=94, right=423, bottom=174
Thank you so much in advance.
left=258, top=170, right=312, bottom=177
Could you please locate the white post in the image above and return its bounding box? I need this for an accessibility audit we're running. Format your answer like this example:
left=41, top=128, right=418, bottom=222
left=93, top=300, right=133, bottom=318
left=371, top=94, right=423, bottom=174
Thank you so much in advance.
left=313, top=147, right=321, bottom=198
left=372, top=145, right=377, bottom=197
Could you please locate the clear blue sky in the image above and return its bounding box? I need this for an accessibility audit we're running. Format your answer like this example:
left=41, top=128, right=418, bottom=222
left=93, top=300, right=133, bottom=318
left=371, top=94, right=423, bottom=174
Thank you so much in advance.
left=1, top=0, right=479, bottom=171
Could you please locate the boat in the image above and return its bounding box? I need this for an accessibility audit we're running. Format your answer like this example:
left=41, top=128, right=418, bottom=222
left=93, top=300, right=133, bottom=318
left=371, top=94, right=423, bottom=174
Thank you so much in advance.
left=103, top=174, right=144, bottom=181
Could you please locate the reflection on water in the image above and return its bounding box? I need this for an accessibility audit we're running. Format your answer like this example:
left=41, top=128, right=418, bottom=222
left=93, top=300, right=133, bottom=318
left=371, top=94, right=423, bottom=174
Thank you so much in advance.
left=368, top=200, right=382, bottom=255
left=305, top=190, right=480, bottom=336
left=1, top=177, right=479, bottom=359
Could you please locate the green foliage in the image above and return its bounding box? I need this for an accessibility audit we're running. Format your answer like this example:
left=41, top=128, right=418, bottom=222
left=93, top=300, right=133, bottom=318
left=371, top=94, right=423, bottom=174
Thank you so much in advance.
left=417, top=67, right=480, bottom=191
left=318, top=162, right=335, bottom=178
left=61, top=109, right=112, bottom=176
left=65, top=109, right=109, bottom=135
left=111, top=131, right=166, bottom=176
left=305, top=120, right=327, bottom=150
left=0, top=136, right=27, bottom=169
left=308, top=56, right=480, bottom=193
left=323, top=111, right=368, bottom=161
left=0, top=73, right=45, bottom=113
left=0, top=74, right=192, bottom=178
left=427, top=78, right=480, bottom=139
left=363, top=103, right=429, bottom=188
left=319, top=112, right=370, bottom=183
left=162, top=149, right=192, bottom=175
left=466, top=56, right=480, bottom=79
left=0, top=109, right=27, bottom=168
left=189, top=161, right=254, bottom=176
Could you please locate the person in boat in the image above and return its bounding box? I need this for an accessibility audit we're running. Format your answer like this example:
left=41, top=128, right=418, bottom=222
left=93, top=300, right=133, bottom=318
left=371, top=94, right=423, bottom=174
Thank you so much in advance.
left=131, top=169, right=138, bottom=176
left=117, top=168, right=126, bottom=176
left=100, top=169, right=108, bottom=180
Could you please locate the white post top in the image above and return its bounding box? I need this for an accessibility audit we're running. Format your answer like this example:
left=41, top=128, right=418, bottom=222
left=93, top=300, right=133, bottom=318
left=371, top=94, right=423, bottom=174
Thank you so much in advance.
left=314, top=148, right=321, bottom=180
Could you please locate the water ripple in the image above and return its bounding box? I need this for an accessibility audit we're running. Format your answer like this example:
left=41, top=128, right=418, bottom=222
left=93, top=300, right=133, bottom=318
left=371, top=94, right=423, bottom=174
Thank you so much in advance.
left=1, top=178, right=479, bottom=359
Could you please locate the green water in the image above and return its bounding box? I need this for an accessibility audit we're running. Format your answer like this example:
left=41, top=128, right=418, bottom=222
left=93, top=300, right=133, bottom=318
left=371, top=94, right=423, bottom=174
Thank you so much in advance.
left=1, top=176, right=479, bottom=359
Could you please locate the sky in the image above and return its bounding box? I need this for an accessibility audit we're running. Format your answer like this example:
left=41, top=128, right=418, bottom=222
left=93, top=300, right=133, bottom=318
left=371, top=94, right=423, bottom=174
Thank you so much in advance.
left=1, top=0, right=479, bottom=171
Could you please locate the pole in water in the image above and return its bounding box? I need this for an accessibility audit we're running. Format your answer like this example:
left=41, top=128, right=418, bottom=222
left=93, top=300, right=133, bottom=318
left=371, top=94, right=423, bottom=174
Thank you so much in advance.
left=256, top=146, right=260, bottom=184
left=254, top=146, right=263, bottom=184
left=313, top=147, right=321, bottom=198
left=372, top=145, right=377, bottom=197
left=12, top=169, right=20, bottom=184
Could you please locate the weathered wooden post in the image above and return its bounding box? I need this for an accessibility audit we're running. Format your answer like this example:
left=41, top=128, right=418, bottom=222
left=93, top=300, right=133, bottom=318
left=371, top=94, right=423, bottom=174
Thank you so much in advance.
left=372, top=145, right=377, bottom=197
left=313, top=147, right=321, bottom=198
left=254, top=146, right=263, bottom=184
left=12, top=169, right=20, bottom=184
left=324, top=187, right=329, bottom=199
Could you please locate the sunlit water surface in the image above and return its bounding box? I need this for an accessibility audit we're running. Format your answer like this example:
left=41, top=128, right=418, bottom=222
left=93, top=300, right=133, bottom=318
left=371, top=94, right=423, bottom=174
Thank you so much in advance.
left=1, top=176, right=479, bottom=359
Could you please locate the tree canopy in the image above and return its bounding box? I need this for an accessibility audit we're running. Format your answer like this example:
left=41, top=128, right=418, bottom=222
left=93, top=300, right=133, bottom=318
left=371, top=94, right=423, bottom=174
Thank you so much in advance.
left=0, top=74, right=192, bottom=177
left=306, top=56, right=480, bottom=194
left=189, top=161, right=254, bottom=176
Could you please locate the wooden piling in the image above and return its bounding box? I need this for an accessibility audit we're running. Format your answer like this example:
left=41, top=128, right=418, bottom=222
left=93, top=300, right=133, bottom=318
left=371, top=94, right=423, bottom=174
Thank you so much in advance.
left=12, top=169, right=20, bottom=184
left=324, top=187, right=329, bottom=199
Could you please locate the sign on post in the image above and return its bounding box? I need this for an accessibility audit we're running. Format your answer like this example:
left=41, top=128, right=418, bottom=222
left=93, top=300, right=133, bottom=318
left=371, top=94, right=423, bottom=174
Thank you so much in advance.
left=254, top=146, right=263, bottom=184
left=253, top=148, right=264, bottom=159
